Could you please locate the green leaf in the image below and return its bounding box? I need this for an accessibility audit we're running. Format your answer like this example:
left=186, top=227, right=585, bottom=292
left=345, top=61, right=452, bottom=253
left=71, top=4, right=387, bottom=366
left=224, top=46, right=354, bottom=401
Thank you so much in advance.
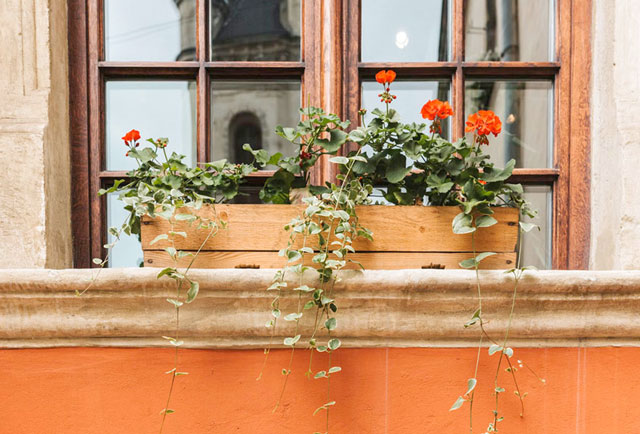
left=284, top=335, right=301, bottom=346
left=328, top=338, right=341, bottom=351
left=495, top=387, right=505, bottom=393
left=385, top=152, right=410, bottom=183
left=464, top=308, right=481, bottom=328
left=150, top=234, right=168, bottom=246
left=475, top=215, right=498, bottom=228
left=329, top=156, right=349, bottom=165
left=488, top=344, right=503, bottom=356
left=314, top=371, right=327, bottom=379
left=284, top=312, right=303, bottom=321
left=452, top=212, right=475, bottom=234
left=482, top=159, right=515, bottom=182
left=287, top=250, right=302, bottom=262
left=166, top=298, right=183, bottom=308
left=325, top=317, right=337, bottom=331
left=316, top=129, right=348, bottom=153
left=449, top=396, right=465, bottom=411
left=185, top=281, right=199, bottom=303
left=459, top=251, right=498, bottom=269
left=504, top=347, right=514, bottom=358
left=328, top=366, right=342, bottom=374
left=466, top=378, right=477, bottom=395
left=156, top=267, right=175, bottom=279
left=313, top=401, right=336, bottom=415
left=519, top=222, right=538, bottom=232
left=92, top=258, right=103, bottom=265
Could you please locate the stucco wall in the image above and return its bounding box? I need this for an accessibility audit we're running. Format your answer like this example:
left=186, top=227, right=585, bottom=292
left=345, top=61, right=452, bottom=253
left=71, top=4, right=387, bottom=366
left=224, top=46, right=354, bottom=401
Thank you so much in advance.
left=0, top=0, right=71, bottom=268
left=591, top=0, right=640, bottom=269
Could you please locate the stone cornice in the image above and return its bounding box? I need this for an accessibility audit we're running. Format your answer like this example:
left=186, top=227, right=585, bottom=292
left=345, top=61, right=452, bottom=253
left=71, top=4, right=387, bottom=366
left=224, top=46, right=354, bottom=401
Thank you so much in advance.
left=1, top=268, right=640, bottom=348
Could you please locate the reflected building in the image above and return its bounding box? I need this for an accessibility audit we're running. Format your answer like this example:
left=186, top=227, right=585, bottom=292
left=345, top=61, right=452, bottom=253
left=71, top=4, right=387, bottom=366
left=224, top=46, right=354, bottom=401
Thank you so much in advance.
left=174, top=0, right=301, bottom=165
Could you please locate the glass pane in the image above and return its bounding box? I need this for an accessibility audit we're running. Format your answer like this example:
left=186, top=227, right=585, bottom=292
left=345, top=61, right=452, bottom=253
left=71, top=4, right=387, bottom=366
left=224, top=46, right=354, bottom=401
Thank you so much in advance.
left=361, top=0, right=449, bottom=62
left=105, top=0, right=196, bottom=61
left=362, top=80, right=451, bottom=136
left=465, top=0, right=552, bottom=61
left=519, top=185, right=552, bottom=269
left=211, top=80, right=301, bottom=164
left=106, top=192, right=143, bottom=268
left=210, top=0, right=301, bottom=61
left=106, top=81, right=197, bottom=171
left=465, top=80, right=552, bottom=168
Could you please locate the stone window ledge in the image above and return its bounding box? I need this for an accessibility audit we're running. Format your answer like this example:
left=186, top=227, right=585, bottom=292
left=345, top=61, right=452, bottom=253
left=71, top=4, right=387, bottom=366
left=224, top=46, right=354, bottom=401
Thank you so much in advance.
left=1, top=269, right=639, bottom=349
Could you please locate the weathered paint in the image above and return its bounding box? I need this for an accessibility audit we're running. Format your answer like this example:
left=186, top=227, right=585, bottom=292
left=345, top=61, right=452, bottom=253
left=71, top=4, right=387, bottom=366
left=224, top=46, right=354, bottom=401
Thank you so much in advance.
left=1, top=347, right=638, bottom=433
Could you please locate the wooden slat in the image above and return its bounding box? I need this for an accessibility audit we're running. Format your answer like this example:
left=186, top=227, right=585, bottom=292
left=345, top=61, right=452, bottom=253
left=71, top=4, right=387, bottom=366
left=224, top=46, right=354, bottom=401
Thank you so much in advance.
left=461, top=62, right=560, bottom=77
left=141, top=205, right=518, bottom=253
left=144, top=250, right=517, bottom=270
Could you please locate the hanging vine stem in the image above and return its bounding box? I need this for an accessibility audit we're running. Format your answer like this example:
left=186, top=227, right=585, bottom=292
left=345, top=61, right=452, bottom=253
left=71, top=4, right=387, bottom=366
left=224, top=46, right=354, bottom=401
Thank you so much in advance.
left=158, top=213, right=219, bottom=434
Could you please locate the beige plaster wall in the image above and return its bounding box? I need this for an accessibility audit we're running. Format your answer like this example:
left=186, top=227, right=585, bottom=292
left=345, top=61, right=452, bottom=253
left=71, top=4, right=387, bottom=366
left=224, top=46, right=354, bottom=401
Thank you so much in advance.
left=0, top=0, right=71, bottom=268
left=591, top=0, right=640, bottom=269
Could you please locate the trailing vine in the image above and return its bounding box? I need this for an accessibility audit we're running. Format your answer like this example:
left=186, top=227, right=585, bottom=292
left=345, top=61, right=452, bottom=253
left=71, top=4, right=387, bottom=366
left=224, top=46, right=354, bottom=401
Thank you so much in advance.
left=256, top=107, right=372, bottom=434
left=87, top=130, right=254, bottom=432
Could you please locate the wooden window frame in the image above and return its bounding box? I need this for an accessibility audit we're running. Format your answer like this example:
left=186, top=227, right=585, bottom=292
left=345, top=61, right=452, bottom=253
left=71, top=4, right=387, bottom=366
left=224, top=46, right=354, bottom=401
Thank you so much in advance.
left=69, top=0, right=591, bottom=269
left=68, top=0, right=324, bottom=268
left=341, top=0, right=592, bottom=269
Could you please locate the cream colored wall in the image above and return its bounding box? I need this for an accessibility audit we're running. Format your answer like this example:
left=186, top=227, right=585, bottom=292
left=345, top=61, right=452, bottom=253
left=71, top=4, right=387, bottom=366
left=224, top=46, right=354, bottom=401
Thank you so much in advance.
left=0, top=0, right=71, bottom=268
left=591, top=0, right=640, bottom=270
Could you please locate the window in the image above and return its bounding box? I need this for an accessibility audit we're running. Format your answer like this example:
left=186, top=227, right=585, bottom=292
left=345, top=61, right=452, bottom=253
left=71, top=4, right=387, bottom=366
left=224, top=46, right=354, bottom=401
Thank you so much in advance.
left=342, top=0, right=591, bottom=269
left=69, top=0, right=322, bottom=267
left=69, top=0, right=591, bottom=269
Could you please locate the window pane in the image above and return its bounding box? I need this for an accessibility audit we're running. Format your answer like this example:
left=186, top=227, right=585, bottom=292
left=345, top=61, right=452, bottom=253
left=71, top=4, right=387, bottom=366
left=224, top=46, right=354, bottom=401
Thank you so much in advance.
left=362, top=80, right=451, bottom=135
left=210, top=0, right=301, bottom=61
left=106, top=81, right=197, bottom=171
left=105, top=0, right=196, bottom=61
left=361, top=0, right=449, bottom=62
left=211, top=80, right=301, bottom=163
left=465, top=0, right=552, bottom=61
left=106, top=192, right=143, bottom=268
left=465, top=80, right=552, bottom=168
left=520, top=185, right=552, bottom=270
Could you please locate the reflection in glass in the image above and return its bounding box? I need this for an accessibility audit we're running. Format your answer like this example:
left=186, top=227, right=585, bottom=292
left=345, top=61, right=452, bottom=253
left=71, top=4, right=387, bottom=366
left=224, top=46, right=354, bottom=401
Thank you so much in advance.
left=465, top=0, right=552, bottom=61
left=107, top=192, right=143, bottom=268
left=211, top=81, right=301, bottom=163
left=362, top=0, right=449, bottom=62
left=362, top=81, right=451, bottom=136
left=105, top=0, right=196, bottom=61
left=519, top=185, right=552, bottom=269
left=106, top=81, right=197, bottom=171
left=465, top=80, right=552, bottom=168
left=210, top=0, right=301, bottom=61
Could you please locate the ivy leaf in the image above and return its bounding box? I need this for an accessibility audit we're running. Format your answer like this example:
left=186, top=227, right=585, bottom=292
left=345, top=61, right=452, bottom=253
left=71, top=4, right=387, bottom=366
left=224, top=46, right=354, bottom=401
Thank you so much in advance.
left=328, top=366, right=342, bottom=374
left=385, top=152, right=411, bottom=183
left=329, top=156, right=349, bottom=165
left=459, top=252, right=496, bottom=268
left=452, top=212, right=475, bottom=234
left=283, top=335, right=301, bottom=346
left=475, top=215, right=498, bottom=228
left=185, top=281, right=199, bottom=303
left=466, top=378, right=477, bottom=395
left=325, top=317, right=337, bottom=331
left=449, top=396, right=465, bottom=411
left=488, top=344, right=503, bottom=356
left=519, top=222, right=538, bottom=232
left=328, top=338, right=341, bottom=351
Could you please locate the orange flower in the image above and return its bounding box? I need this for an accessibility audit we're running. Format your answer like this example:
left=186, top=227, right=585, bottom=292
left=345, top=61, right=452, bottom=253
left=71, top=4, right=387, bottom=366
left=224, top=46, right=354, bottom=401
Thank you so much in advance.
left=122, top=129, right=141, bottom=144
left=465, top=110, right=502, bottom=137
left=375, top=69, right=396, bottom=85
left=420, top=99, right=454, bottom=121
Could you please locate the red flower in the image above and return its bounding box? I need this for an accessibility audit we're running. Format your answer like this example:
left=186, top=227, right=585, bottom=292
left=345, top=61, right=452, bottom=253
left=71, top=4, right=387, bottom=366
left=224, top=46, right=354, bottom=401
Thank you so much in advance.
left=122, top=129, right=141, bottom=145
left=375, top=70, right=396, bottom=85
left=465, top=110, right=502, bottom=137
left=478, top=179, right=487, bottom=185
left=420, top=99, right=454, bottom=121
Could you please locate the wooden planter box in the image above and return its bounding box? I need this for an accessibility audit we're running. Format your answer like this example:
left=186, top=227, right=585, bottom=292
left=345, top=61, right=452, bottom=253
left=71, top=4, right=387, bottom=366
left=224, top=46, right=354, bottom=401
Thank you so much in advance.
left=141, top=205, right=519, bottom=270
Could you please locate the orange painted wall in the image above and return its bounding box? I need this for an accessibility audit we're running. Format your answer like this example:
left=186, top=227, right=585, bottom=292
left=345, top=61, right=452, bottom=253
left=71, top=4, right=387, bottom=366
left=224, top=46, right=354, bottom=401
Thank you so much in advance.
left=1, top=347, right=638, bottom=433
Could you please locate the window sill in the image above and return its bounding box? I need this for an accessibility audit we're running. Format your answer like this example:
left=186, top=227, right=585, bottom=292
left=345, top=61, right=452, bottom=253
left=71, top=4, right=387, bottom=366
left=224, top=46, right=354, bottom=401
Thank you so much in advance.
left=1, top=269, right=638, bottom=348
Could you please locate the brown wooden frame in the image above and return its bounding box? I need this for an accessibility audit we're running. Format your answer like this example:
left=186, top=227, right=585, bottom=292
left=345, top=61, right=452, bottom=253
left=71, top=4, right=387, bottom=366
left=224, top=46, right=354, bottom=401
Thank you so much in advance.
left=69, top=0, right=323, bottom=267
left=341, top=0, right=592, bottom=269
left=69, top=0, right=591, bottom=269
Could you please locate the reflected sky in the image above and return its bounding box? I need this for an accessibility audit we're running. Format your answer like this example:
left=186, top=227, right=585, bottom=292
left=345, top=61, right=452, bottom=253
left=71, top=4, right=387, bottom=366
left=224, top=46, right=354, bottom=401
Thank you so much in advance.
left=361, top=0, right=449, bottom=62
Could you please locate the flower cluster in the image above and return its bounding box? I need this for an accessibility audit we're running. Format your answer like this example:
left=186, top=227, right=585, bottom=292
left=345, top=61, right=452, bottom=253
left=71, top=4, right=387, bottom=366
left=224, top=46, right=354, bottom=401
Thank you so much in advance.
left=421, top=99, right=454, bottom=134
left=465, top=110, right=502, bottom=145
left=122, top=129, right=141, bottom=156
left=375, top=69, right=397, bottom=104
